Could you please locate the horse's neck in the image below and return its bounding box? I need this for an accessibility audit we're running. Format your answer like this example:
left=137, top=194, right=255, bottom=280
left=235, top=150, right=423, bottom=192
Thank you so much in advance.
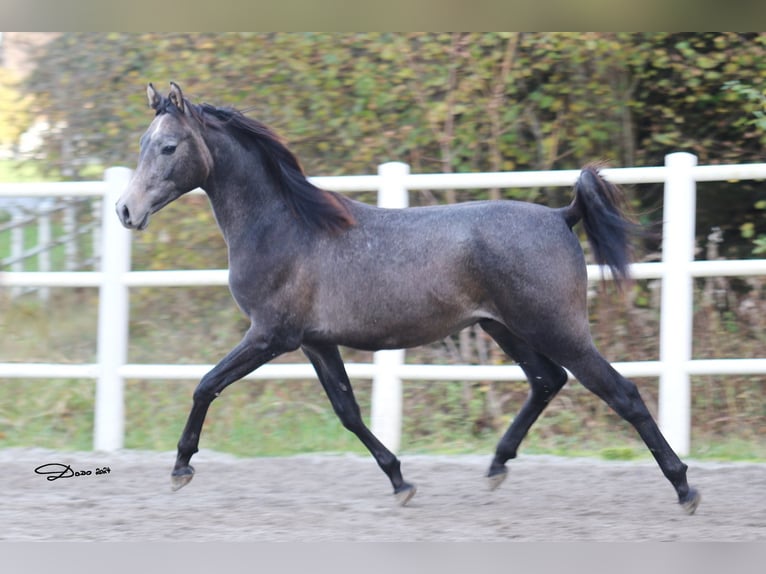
left=203, top=147, right=292, bottom=248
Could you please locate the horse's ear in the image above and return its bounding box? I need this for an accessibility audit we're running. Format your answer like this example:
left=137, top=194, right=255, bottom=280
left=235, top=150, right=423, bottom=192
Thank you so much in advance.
left=168, top=81, right=185, bottom=114
left=147, top=83, right=161, bottom=110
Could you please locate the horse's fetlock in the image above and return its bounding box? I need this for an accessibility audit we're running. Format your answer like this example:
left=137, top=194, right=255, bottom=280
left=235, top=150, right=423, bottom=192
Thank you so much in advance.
left=378, top=454, right=400, bottom=476
left=176, top=438, right=198, bottom=456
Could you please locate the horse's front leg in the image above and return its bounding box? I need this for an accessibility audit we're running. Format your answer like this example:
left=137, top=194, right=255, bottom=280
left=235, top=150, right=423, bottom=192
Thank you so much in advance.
left=171, top=328, right=288, bottom=491
left=302, top=342, right=416, bottom=506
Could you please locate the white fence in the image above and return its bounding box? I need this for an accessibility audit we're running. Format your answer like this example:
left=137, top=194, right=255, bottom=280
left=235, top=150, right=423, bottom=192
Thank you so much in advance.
left=1, top=152, right=766, bottom=456
left=0, top=195, right=99, bottom=300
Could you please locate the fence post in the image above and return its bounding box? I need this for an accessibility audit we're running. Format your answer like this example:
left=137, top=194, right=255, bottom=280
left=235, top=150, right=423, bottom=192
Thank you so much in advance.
left=92, top=198, right=102, bottom=267
left=37, top=202, right=51, bottom=303
left=10, top=210, right=24, bottom=298
left=370, top=161, right=409, bottom=453
left=93, top=167, right=132, bottom=451
left=63, top=200, right=77, bottom=270
left=658, top=152, right=697, bottom=456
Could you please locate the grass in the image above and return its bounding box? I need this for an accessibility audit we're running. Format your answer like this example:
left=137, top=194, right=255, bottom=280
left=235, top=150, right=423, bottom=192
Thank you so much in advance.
left=122, top=379, right=369, bottom=456
left=1, top=290, right=765, bottom=463
left=0, top=378, right=95, bottom=451
left=2, top=373, right=763, bottom=463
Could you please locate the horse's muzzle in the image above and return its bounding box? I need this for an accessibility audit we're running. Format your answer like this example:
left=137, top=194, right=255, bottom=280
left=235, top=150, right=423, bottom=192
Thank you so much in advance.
left=116, top=201, right=149, bottom=230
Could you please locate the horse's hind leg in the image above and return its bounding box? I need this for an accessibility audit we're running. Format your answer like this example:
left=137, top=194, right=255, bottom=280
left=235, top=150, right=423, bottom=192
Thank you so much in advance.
left=561, top=346, right=700, bottom=514
left=302, top=342, right=416, bottom=506
left=479, top=319, right=569, bottom=490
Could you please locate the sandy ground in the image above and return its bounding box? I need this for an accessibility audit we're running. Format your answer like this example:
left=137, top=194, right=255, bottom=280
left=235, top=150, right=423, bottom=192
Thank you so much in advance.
left=1, top=447, right=764, bottom=541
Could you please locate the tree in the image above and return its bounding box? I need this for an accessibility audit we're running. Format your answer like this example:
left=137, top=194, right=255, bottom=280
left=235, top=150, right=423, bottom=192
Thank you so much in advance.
left=19, top=32, right=766, bottom=255
left=0, top=68, right=32, bottom=154
left=625, top=32, right=766, bottom=256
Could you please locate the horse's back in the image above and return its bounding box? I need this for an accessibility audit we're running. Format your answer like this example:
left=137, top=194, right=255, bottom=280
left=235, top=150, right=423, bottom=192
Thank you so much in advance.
left=304, top=199, right=589, bottom=350
left=350, top=199, right=586, bottom=289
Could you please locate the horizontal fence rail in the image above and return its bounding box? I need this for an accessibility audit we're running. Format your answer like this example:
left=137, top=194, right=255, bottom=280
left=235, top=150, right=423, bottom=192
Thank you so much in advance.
left=1, top=153, right=766, bottom=455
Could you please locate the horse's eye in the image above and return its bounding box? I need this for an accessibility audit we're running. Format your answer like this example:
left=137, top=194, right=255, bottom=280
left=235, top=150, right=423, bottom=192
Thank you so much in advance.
left=161, top=144, right=177, bottom=155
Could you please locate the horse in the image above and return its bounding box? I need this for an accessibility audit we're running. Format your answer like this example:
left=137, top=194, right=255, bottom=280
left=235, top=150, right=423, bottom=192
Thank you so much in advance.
left=116, top=81, right=700, bottom=514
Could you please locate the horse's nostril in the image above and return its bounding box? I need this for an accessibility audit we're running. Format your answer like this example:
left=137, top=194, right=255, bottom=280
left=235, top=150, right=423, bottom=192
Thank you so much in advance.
left=117, top=203, right=131, bottom=226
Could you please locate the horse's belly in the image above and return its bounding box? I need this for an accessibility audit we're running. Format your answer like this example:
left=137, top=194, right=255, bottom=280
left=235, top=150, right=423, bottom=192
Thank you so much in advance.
left=309, top=292, right=493, bottom=351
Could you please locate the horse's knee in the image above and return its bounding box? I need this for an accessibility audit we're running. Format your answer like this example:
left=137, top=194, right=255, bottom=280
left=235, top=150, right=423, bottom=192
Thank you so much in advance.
left=192, top=380, right=219, bottom=404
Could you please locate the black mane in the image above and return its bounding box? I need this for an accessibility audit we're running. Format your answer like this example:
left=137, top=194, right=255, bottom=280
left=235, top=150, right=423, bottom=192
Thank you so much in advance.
left=159, top=96, right=355, bottom=233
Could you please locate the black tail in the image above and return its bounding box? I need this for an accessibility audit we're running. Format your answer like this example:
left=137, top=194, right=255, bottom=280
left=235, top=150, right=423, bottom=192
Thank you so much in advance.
left=564, top=164, right=638, bottom=287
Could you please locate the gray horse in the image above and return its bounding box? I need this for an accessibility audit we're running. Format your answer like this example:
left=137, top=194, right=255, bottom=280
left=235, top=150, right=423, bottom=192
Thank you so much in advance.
left=117, top=82, right=700, bottom=514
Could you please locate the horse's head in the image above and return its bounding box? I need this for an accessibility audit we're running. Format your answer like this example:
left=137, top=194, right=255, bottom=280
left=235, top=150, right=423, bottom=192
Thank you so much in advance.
left=116, top=82, right=213, bottom=230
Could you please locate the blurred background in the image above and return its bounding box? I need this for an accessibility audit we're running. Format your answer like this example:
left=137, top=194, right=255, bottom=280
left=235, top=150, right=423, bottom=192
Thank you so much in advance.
left=0, top=32, right=764, bottom=460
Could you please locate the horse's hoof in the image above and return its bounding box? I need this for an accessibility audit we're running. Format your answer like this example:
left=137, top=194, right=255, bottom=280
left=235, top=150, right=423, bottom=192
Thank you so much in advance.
left=170, top=465, right=195, bottom=491
left=679, top=487, right=701, bottom=515
left=394, top=483, right=417, bottom=506
left=486, top=467, right=507, bottom=491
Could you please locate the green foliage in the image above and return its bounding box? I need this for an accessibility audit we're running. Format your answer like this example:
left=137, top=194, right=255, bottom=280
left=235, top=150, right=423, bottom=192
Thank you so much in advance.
left=19, top=32, right=766, bottom=173
left=722, top=79, right=766, bottom=255
left=624, top=33, right=766, bottom=255
left=628, top=33, right=766, bottom=164
left=17, top=33, right=644, bottom=182
left=130, top=196, right=228, bottom=271
left=12, top=33, right=766, bottom=262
